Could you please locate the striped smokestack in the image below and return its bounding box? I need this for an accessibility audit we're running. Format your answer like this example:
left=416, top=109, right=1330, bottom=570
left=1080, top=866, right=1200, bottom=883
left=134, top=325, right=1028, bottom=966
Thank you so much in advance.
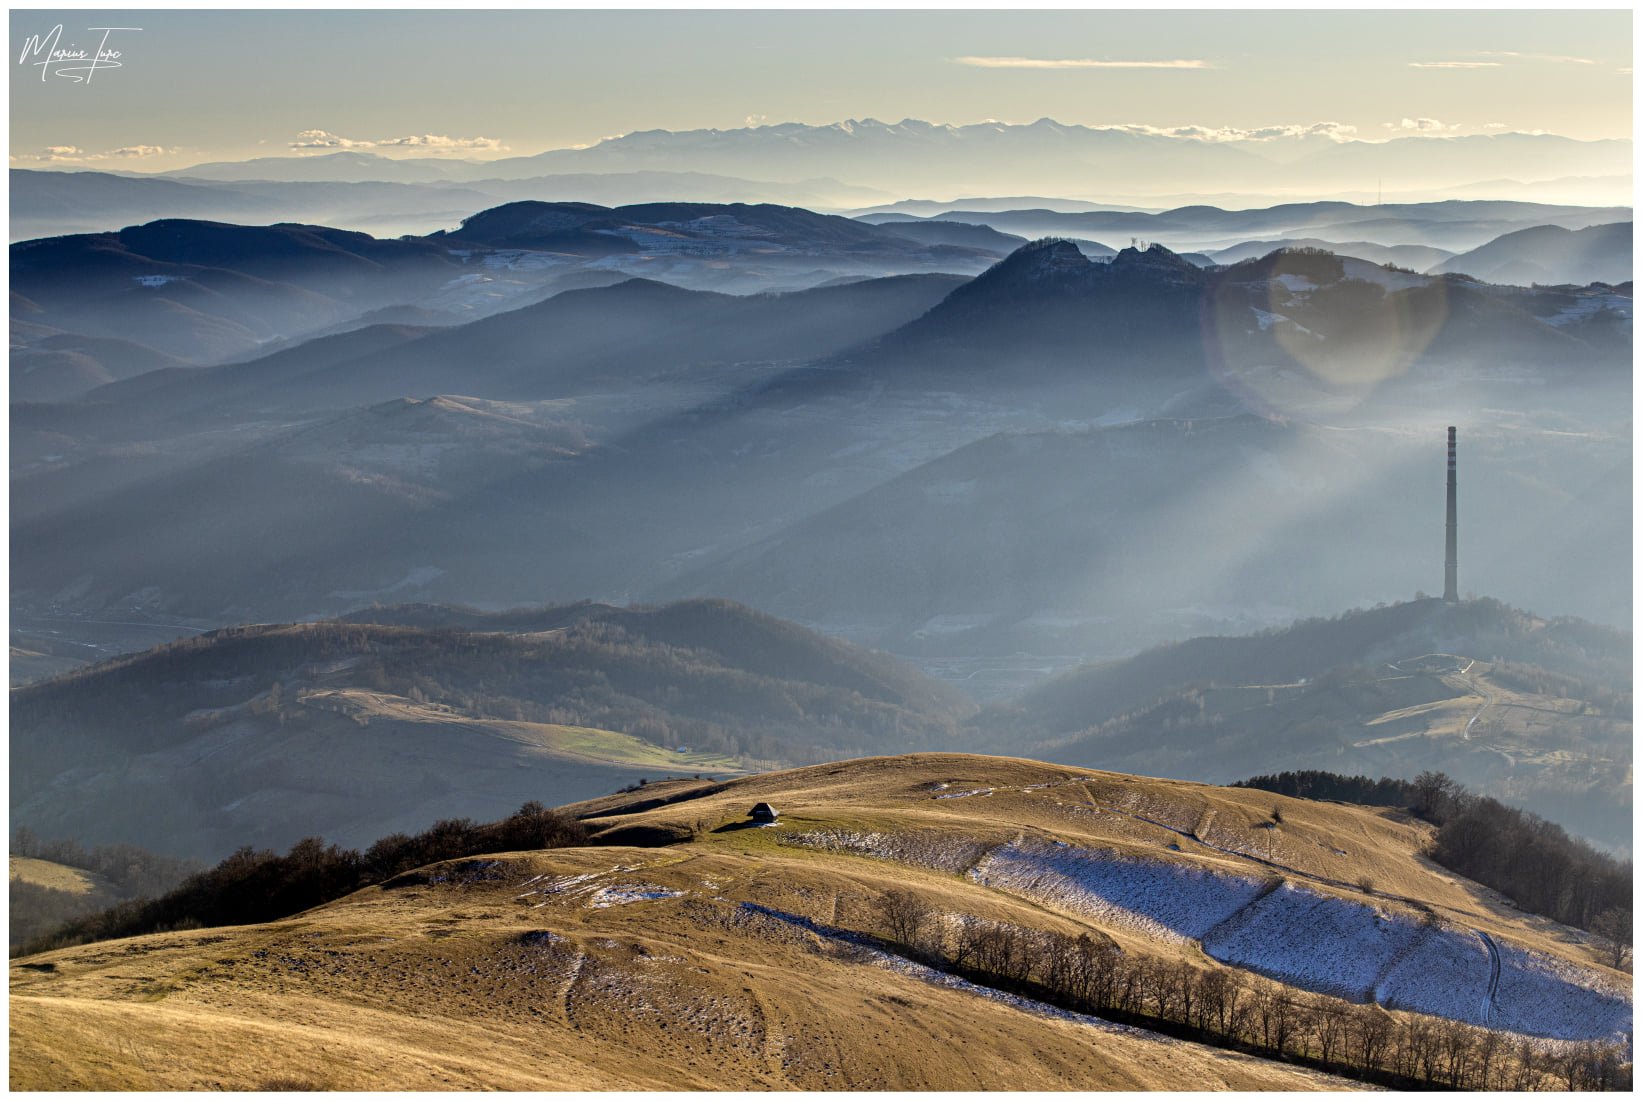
left=1443, top=426, right=1458, bottom=602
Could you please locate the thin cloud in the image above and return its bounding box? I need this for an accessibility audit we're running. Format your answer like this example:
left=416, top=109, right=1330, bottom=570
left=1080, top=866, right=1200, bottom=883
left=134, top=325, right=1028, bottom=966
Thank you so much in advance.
left=12, top=143, right=174, bottom=163
left=290, top=130, right=506, bottom=154
left=1393, top=118, right=1461, bottom=133
left=103, top=145, right=173, bottom=158
left=953, top=56, right=1213, bottom=69
left=376, top=134, right=508, bottom=152
left=291, top=129, right=373, bottom=150
left=1479, top=51, right=1597, bottom=65
left=1409, top=61, right=1501, bottom=69
left=1095, top=121, right=1356, bottom=142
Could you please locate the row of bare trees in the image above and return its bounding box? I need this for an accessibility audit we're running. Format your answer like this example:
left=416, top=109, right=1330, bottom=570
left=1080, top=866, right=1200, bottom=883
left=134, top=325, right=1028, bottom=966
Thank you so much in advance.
left=871, top=889, right=1630, bottom=1090
left=17, top=803, right=589, bottom=958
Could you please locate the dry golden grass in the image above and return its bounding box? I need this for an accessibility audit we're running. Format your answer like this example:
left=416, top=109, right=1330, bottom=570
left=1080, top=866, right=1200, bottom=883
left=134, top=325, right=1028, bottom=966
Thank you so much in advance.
left=10, top=753, right=1623, bottom=1090
left=9, top=857, right=113, bottom=898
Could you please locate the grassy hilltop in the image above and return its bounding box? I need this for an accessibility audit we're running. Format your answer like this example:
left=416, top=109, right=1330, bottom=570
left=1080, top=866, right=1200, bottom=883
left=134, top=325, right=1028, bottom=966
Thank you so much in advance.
left=10, top=753, right=1629, bottom=1090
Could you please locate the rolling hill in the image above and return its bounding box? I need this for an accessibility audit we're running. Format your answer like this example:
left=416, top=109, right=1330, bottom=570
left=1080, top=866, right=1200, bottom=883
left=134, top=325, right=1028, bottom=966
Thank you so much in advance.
left=9, top=754, right=1629, bottom=1089
left=9, top=601, right=974, bottom=860
left=10, top=220, right=465, bottom=364
left=1430, top=222, right=1632, bottom=287
left=895, top=198, right=1632, bottom=254
left=978, top=598, right=1632, bottom=851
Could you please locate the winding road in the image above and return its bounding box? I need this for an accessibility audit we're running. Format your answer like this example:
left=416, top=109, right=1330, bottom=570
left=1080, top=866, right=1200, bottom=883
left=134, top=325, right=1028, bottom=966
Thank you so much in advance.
left=1453, top=660, right=1495, bottom=741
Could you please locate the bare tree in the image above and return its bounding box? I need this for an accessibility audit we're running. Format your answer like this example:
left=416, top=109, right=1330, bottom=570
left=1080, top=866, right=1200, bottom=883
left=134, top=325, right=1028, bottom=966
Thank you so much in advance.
left=1410, top=770, right=1462, bottom=820
left=1590, top=906, right=1632, bottom=970
left=1509, top=1036, right=1546, bottom=1091
left=1309, top=992, right=1350, bottom=1067
left=874, top=888, right=934, bottom=950
left=1171, top=960, right=1199, bottom=1028
left=1195, top=967, right=1231, bottom=1035
left=948, top=917, right=980, bottom=970
left=1070, top=933, right=1121, bottom=1011
left=1347, top=1003, right=1391, bottom=1073
left=1249, top=978, right=1300, bottom=1055
left=1471, top=1028, right=1504, bottom=1092
left=1037, top=930, right=1075, bottom=995
left=1551, top=1040, right=1599, bottom=1092
left=1436, top=1017, right=1475, bottom=1087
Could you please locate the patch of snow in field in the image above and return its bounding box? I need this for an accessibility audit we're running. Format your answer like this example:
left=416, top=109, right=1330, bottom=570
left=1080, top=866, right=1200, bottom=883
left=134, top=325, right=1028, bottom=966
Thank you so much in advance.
left=588, top=884, right=686, bottom=908
left=784, top=827, right=988, bottom=873
left=521, top=873, right=601, bottom=900
left=971, top=839, right=1267, bottom=943
left=1249, top=307, right=1287, bottom=331
left=1275, top=273, right=1317, bottom=293
left=1373, top=924, right=1492, bottom=1022
left=1490, top=939, right=1632, bottom=1042
left=935, top=787, right=995, bottom=799
left=1538, top=292, right=1631, bottom=328
left=1202, top=884, right=1422, bottom=1000
left=1340, top=258, right=1430, bottom=291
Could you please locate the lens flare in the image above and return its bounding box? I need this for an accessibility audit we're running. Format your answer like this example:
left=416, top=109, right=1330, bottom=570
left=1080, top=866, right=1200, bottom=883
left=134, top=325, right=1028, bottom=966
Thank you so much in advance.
left=1202, top=249, right=1449, bottom=416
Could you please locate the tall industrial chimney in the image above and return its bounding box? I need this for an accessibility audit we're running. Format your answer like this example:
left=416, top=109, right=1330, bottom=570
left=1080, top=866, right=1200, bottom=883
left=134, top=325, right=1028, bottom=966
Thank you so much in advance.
left=1443, top=426, right=1458, bottom=602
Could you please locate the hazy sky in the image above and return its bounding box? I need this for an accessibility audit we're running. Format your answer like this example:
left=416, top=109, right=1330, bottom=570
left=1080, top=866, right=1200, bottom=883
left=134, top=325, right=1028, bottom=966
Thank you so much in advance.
left=10, top=8, right=1634, bottom=172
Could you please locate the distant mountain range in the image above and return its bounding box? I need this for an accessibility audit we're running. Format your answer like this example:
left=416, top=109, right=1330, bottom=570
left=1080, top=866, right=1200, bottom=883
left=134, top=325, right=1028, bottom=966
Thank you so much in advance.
left=8, top=201, right=1005, bottom=391
left=9, top=167, right=894, bottom=241
left=858, top=200, right=1632, bottom=255
left=139, top=120, right=1632, bottom=203
left=1431, top=221, right=1633, bottom=286
left=18, top=118, right=1631, bottom=240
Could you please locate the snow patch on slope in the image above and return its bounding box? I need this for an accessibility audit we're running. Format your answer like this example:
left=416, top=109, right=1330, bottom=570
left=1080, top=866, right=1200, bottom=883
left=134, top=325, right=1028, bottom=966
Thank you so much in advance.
left=970, top=838, right=1268, bottom=943
left=588, top=884, right=686, bottom=907
left=971, top=840, right=1631, bottom=1042
left=1202, top=883, right=1426, bottom=1000
left=1490, top=939, right=1632, bottom=1042
left=1373, top=922, right=1493, bottom=1023
left=1340, top=257, right=1430, bottom=291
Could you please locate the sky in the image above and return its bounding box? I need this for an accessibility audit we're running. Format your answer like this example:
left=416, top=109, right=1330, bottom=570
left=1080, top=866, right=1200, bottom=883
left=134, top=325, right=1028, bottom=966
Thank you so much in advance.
left=9, top=8, right=1635, bottom=173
